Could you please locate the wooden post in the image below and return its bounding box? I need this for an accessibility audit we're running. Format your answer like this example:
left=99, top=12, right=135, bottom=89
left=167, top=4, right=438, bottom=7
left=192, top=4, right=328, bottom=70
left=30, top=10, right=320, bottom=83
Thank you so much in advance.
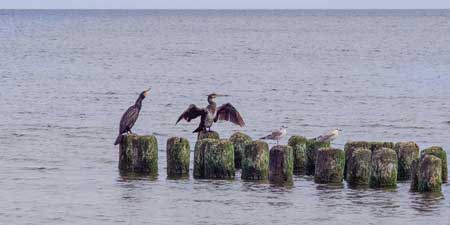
left=118, top=134, right=158, bottom=175
left=194, top=139, right=235, bottom=179
left=288, top=135, right=308, bottom=175
left=305, top=139, right=330, bottom=176
left=269, top=145, right=293, bottom=183
left=420, top=146, right=447, bottom=183
left=229, top=132, right=252, bottom=169
left=346, top=147, right=371, bottom=185
left=314, top=148, right=345, bottom=184
left=370, top=148, right=397, bottom=188
left=166, top=137, right=190, bottom=178
left=394, top=142, right=419, bottom=180
left=197, top=131, right=220, bottom=141
left=418, top=155, right=442, bottom=192
left=241, top=140, right=269, bottom=180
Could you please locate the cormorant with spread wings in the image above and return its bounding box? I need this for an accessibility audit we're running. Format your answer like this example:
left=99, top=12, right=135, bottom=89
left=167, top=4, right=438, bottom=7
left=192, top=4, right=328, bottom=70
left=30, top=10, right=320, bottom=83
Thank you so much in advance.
left=176, top=93, right=245, bottom=133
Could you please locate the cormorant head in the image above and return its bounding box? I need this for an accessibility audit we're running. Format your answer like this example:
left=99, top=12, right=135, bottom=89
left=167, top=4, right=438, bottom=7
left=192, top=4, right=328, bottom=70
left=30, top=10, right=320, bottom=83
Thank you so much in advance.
left=140, top=88, right=150, bottom=98
left=207, top=93, right=226, bottom=103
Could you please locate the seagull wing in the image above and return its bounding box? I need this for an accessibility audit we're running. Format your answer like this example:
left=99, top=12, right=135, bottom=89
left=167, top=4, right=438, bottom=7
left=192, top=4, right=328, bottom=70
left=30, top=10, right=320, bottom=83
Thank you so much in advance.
left=214, top=103, right=245, bottom=127
left=176, top=104, right=207, bottom=124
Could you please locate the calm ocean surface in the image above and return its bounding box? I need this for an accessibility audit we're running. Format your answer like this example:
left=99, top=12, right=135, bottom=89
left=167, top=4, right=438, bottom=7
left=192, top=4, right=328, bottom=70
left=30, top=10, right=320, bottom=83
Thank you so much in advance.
left=1, top=9, right=450, bottom=225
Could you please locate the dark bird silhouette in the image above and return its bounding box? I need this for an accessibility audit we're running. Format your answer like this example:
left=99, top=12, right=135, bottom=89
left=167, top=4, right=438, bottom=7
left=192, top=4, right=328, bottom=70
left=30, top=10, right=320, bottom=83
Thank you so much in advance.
left=176, top=93, right=245, bottom=133
left=114, top=89, right=150, bottom=145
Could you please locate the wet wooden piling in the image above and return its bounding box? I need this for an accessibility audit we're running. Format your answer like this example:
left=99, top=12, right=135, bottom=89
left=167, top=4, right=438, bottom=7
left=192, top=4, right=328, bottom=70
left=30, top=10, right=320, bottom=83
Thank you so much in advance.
left=305, top=139, right=330, bottom=176
left=241, top=140, right=269, bottom=180
left=369, top=148, right=398, bottom=188
left=346, top=147, right=372, bottom=185
left=269, top=145, right=293, bottom=183
left=229, top=132, right=252, bottom=169
left=418, top=155, right=442, bottom=192
left=288, top=135, right=308, bottom=175
left=314, top=148, right=345, bottom=184
left=197, top=131, right=220, bottom=141
left=420, top=146, right=447, bottom=183
left=166, top=137, right=190, bottom=178
left=118, top=134, right=158, bottom=175
left=394, top=142, right=419, bottom=180
left=194, top=138, right=235, bottom=179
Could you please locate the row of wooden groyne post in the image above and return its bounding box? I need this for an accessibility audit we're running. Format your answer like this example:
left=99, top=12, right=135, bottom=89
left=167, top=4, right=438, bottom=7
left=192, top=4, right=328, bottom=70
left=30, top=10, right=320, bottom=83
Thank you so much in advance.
left=118, top=131, right=448, bottom=193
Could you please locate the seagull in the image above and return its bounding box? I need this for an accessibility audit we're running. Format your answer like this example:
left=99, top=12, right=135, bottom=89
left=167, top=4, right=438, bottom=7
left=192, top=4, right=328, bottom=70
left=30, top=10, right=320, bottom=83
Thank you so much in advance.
left=313, top=128, right=341, bottom=142
left=260, top=125, right=287, bottom=145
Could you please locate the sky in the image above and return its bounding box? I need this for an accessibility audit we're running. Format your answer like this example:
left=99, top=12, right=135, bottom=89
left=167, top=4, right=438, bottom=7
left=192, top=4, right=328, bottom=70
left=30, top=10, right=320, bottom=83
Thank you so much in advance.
left=1, top=0, right=450, bottom=9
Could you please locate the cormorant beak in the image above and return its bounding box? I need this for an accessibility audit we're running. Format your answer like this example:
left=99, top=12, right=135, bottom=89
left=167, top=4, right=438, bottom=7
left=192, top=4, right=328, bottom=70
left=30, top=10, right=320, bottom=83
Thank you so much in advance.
left=143, top=88, right=150, bottom=96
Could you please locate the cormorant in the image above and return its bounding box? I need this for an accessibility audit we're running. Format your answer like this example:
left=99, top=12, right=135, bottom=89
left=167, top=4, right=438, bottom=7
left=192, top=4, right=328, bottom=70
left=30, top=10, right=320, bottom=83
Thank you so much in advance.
left=114, top=88, right=150, bottom=145
left=260, top=125, right=287, bottom=145
left=176, top=93, right=245, bottom=133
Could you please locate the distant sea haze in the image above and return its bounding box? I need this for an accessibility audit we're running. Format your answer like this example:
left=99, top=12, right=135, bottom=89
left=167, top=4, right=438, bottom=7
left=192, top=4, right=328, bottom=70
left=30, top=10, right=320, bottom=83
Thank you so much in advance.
left=1, top=10, right=449, bottom=225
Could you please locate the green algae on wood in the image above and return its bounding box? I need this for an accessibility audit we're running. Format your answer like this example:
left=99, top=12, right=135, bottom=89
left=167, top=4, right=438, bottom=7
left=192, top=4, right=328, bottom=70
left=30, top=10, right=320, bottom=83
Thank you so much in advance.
left=269, top=145, right=294, bottom=183
left=344, top=141, right=370, bottom=179
left=346, top=147, right=371, bottom=185
left=305, top=139, right=330, bottom=176
left=118, top=134, right=158, bottom=174
left=418, top=155, right=442, bottom=192
left=394, top=142, right=419, bottom=180
left=420, top=146, right=448, bottom=183
left=166, top=137, right=190, bottom=178
left=370, top=147, right=398, bottom=188
left=241, top=140, right=269, bottom=180
left=314, top=148, right=345, bottom=184
left=288, top=135, right=308, bottom=175
left=197, top=131, right=220, bottom=141
left=194, top=138, right=235, bottom=179
left=229, top=132, right=252, bottom=169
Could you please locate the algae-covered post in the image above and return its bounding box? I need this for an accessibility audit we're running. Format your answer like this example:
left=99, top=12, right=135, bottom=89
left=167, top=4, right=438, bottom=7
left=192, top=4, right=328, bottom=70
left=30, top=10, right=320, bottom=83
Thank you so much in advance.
left=370, top=147, right=398, bottom=188
left=394, top=142, right=419, bottom=180
left=410, top=159, right=419, bottom=191
left=369, top=142, right=395, bottom=152
left=197, top=131, right=220, bottom=141
left=305, top=139, right=330, bottom=176
left=119, top=134, right=158, bottom=175
left=241, top=140, right=269, bottom=180
left=344, top=141, right=369, bottom=179
left=346, top=147, right=371, bottom=185
left=194, top=138, right=235, bottom=179
left=288, top=135, right=308, bottom=175
left=314, top=148, right=345, bottom=184
left=269, top=145, right=293, bottom=183
left=420, top=146, right=447, bottom=183
left=229, top=132, right=252, bottom=169
left=166, top=137, right=190, bottom=178
left=418, top=155, right=442, bottom=192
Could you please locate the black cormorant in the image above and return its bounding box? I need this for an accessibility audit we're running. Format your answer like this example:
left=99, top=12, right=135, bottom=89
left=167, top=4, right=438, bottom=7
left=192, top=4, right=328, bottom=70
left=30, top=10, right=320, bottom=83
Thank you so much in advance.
left=114, top=88, right=150, bottom=145
left=176, top=93, right=245, bottom=133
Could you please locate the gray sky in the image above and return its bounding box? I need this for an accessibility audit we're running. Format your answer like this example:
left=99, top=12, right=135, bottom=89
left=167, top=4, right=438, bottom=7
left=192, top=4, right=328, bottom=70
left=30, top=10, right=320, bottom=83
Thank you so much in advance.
left=1, top=0, right=450, bottom=9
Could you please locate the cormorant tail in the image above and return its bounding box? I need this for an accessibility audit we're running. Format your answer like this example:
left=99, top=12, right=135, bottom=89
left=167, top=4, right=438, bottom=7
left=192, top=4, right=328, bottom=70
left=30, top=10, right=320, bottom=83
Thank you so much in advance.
left=114, top=134, right=123, bottom=145
left=192, top=126, right=204, bottom=133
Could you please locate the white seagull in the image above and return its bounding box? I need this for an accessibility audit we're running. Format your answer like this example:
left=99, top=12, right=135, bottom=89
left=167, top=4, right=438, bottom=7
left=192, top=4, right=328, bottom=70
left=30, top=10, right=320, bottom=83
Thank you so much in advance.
left=313, top=128, right=342, bottom=142
left=260, top=125, right=287, bottom=145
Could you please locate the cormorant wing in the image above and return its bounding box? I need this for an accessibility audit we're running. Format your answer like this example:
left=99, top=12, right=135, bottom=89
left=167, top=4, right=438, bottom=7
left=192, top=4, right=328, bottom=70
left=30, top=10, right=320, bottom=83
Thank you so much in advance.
left=214, top=103, right=245, bottom=127
left=176, top=104, right=207, bottom=124
left=119, top=105, right=139, bottom=133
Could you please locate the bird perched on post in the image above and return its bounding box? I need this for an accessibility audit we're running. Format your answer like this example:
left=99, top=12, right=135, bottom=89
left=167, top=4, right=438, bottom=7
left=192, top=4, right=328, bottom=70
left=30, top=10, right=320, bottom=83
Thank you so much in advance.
left=313, top=128, right=342, bottom=142
left=176, top=93, right=245, bottom=133
left=114, top=88, right=150, bottom=145
left=260, top=125, right=287, bottom=145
